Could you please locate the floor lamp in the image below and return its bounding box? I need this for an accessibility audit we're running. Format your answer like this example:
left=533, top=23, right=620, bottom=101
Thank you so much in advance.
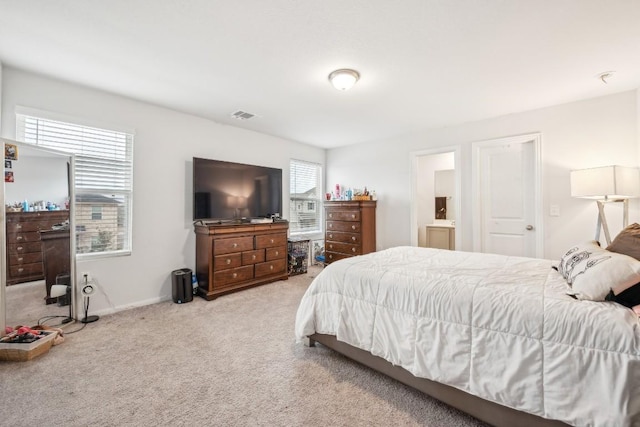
left=570, top=165, right=640, bottom=245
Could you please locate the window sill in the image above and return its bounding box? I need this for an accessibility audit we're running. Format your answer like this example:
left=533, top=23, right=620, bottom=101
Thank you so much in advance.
left=289, top=231, right=324, bottom=241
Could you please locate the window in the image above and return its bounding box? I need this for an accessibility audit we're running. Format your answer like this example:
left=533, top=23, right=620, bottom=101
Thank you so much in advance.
left=17, top=112, right=134, bottom=256
left=289, top=159, right=322, bottom=235
left=91, top=206, right=102, bottom=220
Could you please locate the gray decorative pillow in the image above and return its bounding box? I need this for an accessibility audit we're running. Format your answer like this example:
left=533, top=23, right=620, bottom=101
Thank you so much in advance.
left=558, top=240, right=640, bottom=301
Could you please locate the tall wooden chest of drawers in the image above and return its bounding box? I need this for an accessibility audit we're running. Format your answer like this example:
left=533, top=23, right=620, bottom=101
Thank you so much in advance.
left=5, top=211, right=70, bottom=289
left=324, top=201, right=376, bottom=264
left=194, top=221, right=289, bottom=300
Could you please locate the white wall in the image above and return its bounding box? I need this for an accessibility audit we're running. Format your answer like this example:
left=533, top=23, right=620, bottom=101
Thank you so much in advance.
left=327, top=90, right=639, bottom=260
left=4, top=153, right=68, bottom=208
left=1, top=66, right=325, bottom=315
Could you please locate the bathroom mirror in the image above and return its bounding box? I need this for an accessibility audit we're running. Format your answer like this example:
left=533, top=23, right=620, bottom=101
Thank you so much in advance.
left=434, top=169, right=455, bottom=221
left=1, top=139, right=76, bottom=333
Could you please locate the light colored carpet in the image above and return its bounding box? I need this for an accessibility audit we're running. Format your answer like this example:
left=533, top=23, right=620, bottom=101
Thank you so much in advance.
left=5, top=279, right=69, bottom=327
left=0, top=266, right=487, bottom=427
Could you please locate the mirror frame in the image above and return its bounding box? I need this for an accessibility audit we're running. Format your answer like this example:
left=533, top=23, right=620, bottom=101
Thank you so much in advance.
left=1, top=138, right=77, bottom=335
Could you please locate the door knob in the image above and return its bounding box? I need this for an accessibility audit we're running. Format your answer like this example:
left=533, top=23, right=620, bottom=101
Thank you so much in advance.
left=526, top=225, right=534, bottom=230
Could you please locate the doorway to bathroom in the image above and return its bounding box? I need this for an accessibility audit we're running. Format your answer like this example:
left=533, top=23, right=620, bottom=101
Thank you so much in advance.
left=410, top=146, right=461, bottom=250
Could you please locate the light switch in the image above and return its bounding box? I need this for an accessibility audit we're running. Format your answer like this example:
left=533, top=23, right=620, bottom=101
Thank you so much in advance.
left=550, top=204, right=560, bottom=217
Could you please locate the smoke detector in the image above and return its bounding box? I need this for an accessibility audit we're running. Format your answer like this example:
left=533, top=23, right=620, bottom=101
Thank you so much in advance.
left=231, top=110, right=256, bottom=120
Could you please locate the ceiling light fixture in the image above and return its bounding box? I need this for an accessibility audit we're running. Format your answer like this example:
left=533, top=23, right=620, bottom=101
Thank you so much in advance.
left=328, top=69, right=360, bottom=91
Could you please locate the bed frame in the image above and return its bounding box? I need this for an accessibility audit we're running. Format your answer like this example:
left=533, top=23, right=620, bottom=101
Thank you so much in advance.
left=306, top=333, right=568, bottom=427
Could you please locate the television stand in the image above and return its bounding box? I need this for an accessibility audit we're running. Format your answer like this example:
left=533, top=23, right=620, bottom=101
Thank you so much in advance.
left=194, top=221, right=289, bottom=300
left=250, top=218, right=272, bottom=224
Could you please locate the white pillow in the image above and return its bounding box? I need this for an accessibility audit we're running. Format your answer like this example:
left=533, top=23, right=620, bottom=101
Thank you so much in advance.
left=557, top=240, right=640, bottom=301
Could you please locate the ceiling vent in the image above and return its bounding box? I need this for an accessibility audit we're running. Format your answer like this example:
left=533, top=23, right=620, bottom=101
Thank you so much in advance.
left=231, top=110, right=256, bottom=120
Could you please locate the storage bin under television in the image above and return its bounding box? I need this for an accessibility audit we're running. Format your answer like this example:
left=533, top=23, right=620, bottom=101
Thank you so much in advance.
left=288, top=238, right=309, bottom=276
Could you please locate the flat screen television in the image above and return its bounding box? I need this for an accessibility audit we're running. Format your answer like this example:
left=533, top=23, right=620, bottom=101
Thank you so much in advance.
left=193, top=157, right=283, bottom=222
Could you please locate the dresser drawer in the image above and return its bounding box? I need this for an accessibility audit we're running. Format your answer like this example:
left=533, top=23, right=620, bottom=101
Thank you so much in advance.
left=255, top=233, right=287, bottom=249
left=213, top=253, right=242, bottom=270
left=6, top=221, right=44, bottom=233
left=213, top=265, right=254, bottom=288
left=324, top=251, right=352, bottom=263
left=9, top=263, right=43, bottom=278
left=255, top=259, right=286, bottom=278
left=8, top=252, right=42, bottom=266
left=265, top=246, right=286, bottom=261
left=242, top=249, right=265, bottom=265
left=326, top=231, right=360, bottom=244
left=8, top=242, right=43, bottom=254
left=326, top=210, right=360, bottom=222
left=6, top=231, right=41, bottom=243
left=326, top=221, right=361, bottom=233
left=326, top=241, right=361, bottom=255
left=214, top=236, right=253, bottom=255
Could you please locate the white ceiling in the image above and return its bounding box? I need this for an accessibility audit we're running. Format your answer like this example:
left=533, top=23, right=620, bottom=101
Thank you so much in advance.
left=0, top=1, right=639, bottom=149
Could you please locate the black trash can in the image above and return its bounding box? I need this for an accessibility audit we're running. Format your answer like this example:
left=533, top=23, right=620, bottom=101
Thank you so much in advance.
left=171, top=268, right=194, bottom=304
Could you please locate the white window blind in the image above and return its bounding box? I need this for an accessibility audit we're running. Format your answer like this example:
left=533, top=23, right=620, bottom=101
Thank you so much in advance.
left=17, top=114, right=134, bottom=256
left=290, top=159, right=322, bottom=234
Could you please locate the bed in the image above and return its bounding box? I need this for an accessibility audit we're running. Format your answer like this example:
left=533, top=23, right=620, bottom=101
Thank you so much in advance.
left=294, top=246, right=640, bottom=426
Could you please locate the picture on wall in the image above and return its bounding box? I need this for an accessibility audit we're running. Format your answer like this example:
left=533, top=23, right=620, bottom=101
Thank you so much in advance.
left=5, top=171, right=14, bottom=183
left=5, top=143, right=18, bottom=160
left=5, top=160, right=12, bottom=169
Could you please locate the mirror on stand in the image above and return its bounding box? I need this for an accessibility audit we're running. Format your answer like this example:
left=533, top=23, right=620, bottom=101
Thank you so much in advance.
left=1, top=139, right=76, bottom=336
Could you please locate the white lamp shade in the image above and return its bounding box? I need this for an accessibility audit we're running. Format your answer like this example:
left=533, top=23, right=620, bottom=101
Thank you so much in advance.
left=570, top=165, right=640, bottom=199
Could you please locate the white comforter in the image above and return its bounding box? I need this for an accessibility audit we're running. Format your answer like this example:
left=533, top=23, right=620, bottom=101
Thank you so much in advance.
left=295, top=246, right=640, bottom=426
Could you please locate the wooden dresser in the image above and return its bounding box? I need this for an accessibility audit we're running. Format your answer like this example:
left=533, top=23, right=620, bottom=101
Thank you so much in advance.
left=5, top=211, right=70, bottom=291
left=194, top=221, right=289, bottom=300
left=324, top=200, right=376, bottom=264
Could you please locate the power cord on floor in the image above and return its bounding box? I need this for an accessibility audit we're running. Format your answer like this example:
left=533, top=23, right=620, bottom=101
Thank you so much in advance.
left=37, top=315, right=87, bottom=334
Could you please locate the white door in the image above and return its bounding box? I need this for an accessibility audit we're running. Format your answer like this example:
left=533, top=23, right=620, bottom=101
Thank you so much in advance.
left=473, top=135, right=540, bottom=257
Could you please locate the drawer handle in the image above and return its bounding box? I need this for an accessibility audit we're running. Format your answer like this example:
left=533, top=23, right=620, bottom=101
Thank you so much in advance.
left=328, top=223, right=333, bottom=228
left=17, top=246, right=23, bottom=251
left=329, top=234, right=333, bottom=239
left=252, top=254, right=256, bottom=260
left=18, top=268, right=24, bottom=273
left=233, top=243, right=238, bottom=248
left=270, top=265, right=274, bottom=270
left=16, top=224, right=22, bottom=229
left=17, top=257, right=23, bottom=262
left=275, top=251, right=279, bottom=256
left=329, top=213, right=333, bottom=218
left=226, top=259, right=231, bottom=265
left=352, top=236, right=356, bottom=241
left=270, top=238, right=274, bottom=244
left=17, top=236, right=23, bottom=241
left=232, top=273, right=237, bottom=278
left=329, top=244, right=333, bottom=249
left=351, top=225, right=356, bottom=230
left=352, top=248, right=356, bottom=252
left=351, top=214, right=355, bottom=218
left=329, top=254, right=333, bottom=259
